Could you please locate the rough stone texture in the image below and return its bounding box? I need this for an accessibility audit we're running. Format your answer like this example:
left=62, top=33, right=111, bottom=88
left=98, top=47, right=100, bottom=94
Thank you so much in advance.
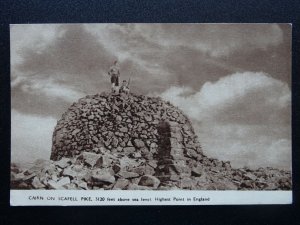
left=50, top=93, right=201, bottom=163
left=139, top=175, right=160, bottom=188
left=11, top=152, right=292, bottom=190
left=10, top=93, right=292, bottom=190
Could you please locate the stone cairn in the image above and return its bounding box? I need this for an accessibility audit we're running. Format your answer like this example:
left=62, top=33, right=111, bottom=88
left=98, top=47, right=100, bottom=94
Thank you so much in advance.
left=11, top=92, right=292, bottom=190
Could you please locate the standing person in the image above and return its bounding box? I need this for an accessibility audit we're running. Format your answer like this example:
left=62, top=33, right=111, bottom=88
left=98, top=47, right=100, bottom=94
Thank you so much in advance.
left=108, top=60, right=120, bottom=93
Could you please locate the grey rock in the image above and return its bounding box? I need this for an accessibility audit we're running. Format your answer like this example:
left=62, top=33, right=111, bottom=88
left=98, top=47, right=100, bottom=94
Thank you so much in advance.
left=64, top=183, right=78, bottom=190
left=119, top=157, right=140, bottom=169
left=150, top=142, right=157, bottom=149
left=111, top=137, right=119, bottom=148
left=98, top=155, right=112, bottom=167
left=127, top=184, right=153, bottom=190
left=191, top=166, right=203, bottom=177
left=81, top=152, right=101, bottom=167
left=145, top=115, right=152, bottom=122
left=55, top=158, right=71, bottom=169
left=92, top=136, right=99, bottom=143
left=23, top=173, right=36, bottom=181
left=241, top=180, right=254, bottom=189
left=179, top=177, right=197, bottom=189
left=113, top=178, right=129, bottom=190
left=72, top=129, right=81, bottom=135
left=132, top=152, right=142, bottom=158
left=63, top=167, right=78, bottom=178
left=216, top=179, right=238, bottom=190
left=42, top=164, right=57, bottom=175
left=144, top=165, right=155, bottom=175
left=138, top=175, right=160, bottom=188
left=47, top=177, right=70, bottom=189
left=140, top=134, right=147, bottom=139
left=127, top=140, right=134, bottom=147
left=120, top=127, right=128, bottom=133
left=123, top=147, right=136, bottom=154
left=51, top=173, right=59, bottom=181
left=131, top=166, right=145, bottom=175
left=72, top=164, right=84, bottom=172
left=88, top=115, right=94, bottom=120
left=244, top=173, right=257, bottom=181
left=57, top=177, right=71, bottom=186
left=112, top=164, right=121, bottom=174
left=171, top=111, right=178, bottom=118
left=74, top=180, right=88, bottom=190
left=47, top=180, right=64, bottom=190
left=148, top=161, right=157, bottom=169
left=118, top=171, right=140, bottom=179
left=77, top=170, right=92, bottom=182
left=133, top=139, right=145, bottom=148
left=210, top=168, right=219, bottom=173
left=32, top=177, right=45, bottom=189
left=92, top=169, right=115, bottom=184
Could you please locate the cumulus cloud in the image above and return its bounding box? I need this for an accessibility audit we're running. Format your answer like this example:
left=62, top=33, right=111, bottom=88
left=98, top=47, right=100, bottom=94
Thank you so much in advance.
left=136, top=24, right=284, bottom=57
left=11, top=25, right=117, bottom=116
left=11, top=110, right=57, bottom=163
left=161, top=72, right=290, bottom=121
left=85, top=24, right=173, bottom=84
left=11, top=24, right=291, bottom=105
left=15, top=24, right=115, bottom=75
left=10, top=24, right=57, bottom=66
left=20, top=77, right=86, bottom=102
left=160, top=72, right=291, bottom=169
left=198, top=123, right=291, bottom=169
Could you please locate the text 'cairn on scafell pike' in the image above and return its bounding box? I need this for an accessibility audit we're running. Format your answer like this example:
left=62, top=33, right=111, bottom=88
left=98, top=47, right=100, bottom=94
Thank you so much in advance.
left=11, top=62, right=291, bottom=190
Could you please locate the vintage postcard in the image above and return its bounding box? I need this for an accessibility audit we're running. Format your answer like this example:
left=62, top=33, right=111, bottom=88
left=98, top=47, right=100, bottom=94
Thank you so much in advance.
left=10, top=23, right=292, bottom=205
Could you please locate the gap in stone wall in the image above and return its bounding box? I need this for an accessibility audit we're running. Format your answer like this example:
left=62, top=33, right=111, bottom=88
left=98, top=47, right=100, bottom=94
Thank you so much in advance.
left=155, top=120, right=172, bottom=184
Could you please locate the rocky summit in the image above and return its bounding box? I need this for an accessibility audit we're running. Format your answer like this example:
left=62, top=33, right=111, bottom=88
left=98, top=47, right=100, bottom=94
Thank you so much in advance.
left=11, top=92, right=292, bottom=190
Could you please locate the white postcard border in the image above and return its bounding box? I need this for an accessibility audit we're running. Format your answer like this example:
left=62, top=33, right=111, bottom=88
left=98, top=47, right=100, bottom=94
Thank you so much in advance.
left=10, top=190, right=292, bottom=206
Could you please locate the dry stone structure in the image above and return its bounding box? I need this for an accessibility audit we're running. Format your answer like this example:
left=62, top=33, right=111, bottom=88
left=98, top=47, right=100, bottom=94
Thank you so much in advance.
left=50, top=92, right=203, bottom=187
left=11, top=92, right=292, bottom=190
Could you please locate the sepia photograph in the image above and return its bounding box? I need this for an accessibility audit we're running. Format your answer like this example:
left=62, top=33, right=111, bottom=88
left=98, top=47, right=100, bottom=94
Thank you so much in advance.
left=10, top=23, right=292, bottom=205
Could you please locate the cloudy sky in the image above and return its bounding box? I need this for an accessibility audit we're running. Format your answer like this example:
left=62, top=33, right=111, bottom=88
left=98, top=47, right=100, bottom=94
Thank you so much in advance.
left=10, top=24, right=291, bottom=169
